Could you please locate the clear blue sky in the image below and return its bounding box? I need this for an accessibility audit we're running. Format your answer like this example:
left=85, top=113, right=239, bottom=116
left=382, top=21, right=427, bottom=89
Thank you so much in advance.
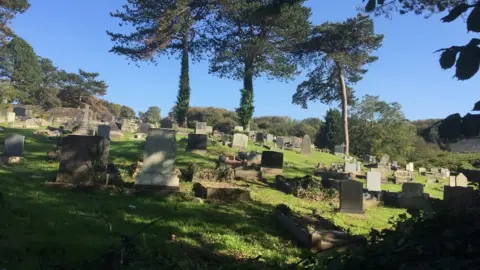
left=11, top=0, right=480, bottom=120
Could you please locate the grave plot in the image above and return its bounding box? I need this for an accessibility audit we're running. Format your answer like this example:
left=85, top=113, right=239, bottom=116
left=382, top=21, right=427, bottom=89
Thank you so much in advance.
left=193, top=182, right=251, bottom=201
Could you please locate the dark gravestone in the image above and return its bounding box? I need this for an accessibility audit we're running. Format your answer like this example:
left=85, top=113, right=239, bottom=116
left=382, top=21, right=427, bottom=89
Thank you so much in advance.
left=444, top=186, right=474, bottom=209
left=13, top=107, right=26, bottom=117
left=139, top=123, right=150, bottom=134
left=261, top=151, right=283, bottom=169
left=301, top=135, right=312, bottom=155
left=4, top=134, right=25, bottom=157
left=334, top=144, right=345, bottom=155
left=160, top=118, right=173, bottom=129
left=339, top=180, right=364, bottom=214
left=187, top=134, right=207, bottom=153
left=56, top=135, right=110, bottom=185
left=255, top=132, right=264, bottom=144
left=97, top=125, right=110, bottom=140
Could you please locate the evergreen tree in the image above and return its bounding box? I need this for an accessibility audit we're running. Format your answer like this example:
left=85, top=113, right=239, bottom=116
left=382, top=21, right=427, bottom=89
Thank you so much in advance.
left=0, top=0, right=30, bottom=43
left=142, top=106, right=161, bottom=124
left=316, top=109, right=344, bottom=150
left=293, top=14, right=383, bottom=155
left=57, top=69, right=108, bottom=108
left=208, top=0, right=311, bottom=130
left=120, top=105, right=136, bottom=119
left=37, top=57, right=61, bottom=109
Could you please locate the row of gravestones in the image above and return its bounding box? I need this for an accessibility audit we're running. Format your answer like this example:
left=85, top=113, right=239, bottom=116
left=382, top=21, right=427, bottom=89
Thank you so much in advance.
left=255, top=132, right=312, bottom=156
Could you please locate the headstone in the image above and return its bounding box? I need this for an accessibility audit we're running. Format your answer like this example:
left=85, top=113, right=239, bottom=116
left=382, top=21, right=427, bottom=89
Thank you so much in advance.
left=205, top=126, right=213, bottom=134
left=401, top=183, right=424, bottom=198
left=255, top=132, right=264, bottom=144
left=4, top=134, right=25, bottom=157
left=366, top=171, right=381, bottom=191
left=301, top=135, right=312, bottom=155
left=138, top=123, right=150, bottom=134
left=232, top=133, right=248, bottom=149
left=379, top=154, right=390, bottom=165
left=344, top=162, right=359, bottom=174
left=444, top=186, right=474, bottom=209
left=73, top=104, right=90, bottom=135
left=449, top=176, right=456, bottom=187
left=13, top=107, right=26, bottom=117
left=292, top=137, right=302, bottom=148
left=7, top=112, right=15, bottom=123
left=265, top=134, right=274, bottom=144
left=56, top=135, right=110, bottom=184
left=276, top=136, right=284, bottom=149
left=187, top=133, right=207, bottom=153
left=334, top=144, right=345, bottom=156
left=195, top=122, right=207, bottom=134
left=456, top=173, right=468, bottom=187
left=160, top=118, right=173, bottom=129
left=419, top=167, right=427, bottom=175
left=24, top=118, right=39, bottom=128
left=339, top=180, right=363, bottom=214
left=234, top=126, right=244, bottom=132
left=261, top=151, right=283, bottom=169
left=97, top=125, right=111, bottom=140
left=135, top=129, right=179, bottom=189
left=430, top=167, right=439, bottom=174
left=406, top=162, right=414, bottom=172
left=440, top=168, right=450, bottom=178
left=395, top=170, right=413, bottom=184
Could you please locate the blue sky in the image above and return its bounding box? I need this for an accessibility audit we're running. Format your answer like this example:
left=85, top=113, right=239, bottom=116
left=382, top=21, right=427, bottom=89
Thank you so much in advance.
left=11, top=0, right=480, bottom=120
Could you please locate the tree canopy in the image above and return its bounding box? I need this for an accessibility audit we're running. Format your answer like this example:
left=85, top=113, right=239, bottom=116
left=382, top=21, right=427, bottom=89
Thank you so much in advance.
left=0, top=0, right=30, bottom=43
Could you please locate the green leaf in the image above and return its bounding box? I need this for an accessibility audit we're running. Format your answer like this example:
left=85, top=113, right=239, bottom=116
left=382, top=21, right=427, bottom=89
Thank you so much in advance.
left=365, top=0, right=376, bottom=12
left=439, top=48, right=459, bottom=69
left=441, top=3, right=470, bottom=23
left=455, top=44, right=480, bottom=80
left=467, top=6, right=480, bottom=32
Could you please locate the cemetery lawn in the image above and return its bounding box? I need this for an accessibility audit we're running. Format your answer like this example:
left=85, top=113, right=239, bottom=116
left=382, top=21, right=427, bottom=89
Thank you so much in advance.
left=0, top=128, right=441, bottom=268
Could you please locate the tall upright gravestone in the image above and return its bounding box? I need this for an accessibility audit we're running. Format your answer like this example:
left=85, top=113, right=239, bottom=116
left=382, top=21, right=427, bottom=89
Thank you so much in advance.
left=187, top=133, right=207, bottom=154
left=4, top=134, right=25, bottom=157
left=261, top=151, right=284, bottom=176
left=195, top=122, right=207, bottom=134
left=339, top=180, right=363, bottom=214
left=7, top=112, right=15, bottom=123
left=56, top=135, right=110, bottom=184
left=301, top=135, right=312, bottom=155
left=136, top=129, right=179, bottom=189
left=13, top=107, right=26, bottom=117
left=232, top=133, right=248, bottom=149
left=366, top=171, right=381, bottom=191
left=97, top=125, right=111, bottom=140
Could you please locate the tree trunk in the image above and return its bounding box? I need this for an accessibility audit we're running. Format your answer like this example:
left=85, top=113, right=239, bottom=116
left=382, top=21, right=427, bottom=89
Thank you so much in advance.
left=175, top=23, right=191, bottom=128
left=240, top=58, right=254, bottom=131
left=338, top=64, right=349, bottom=155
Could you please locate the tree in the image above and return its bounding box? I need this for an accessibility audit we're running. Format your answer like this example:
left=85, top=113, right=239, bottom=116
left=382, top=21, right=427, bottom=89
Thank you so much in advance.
left=363, top=0, right=480, bottom=80
left=316, top=109, right=344, bottom=150
left=37, top=57, right=61, bottom=109
left=120, top=105, right=136, bottom=119
left=0, top=0, right=30, bottom=43
left=141, top=106, right=161, bottom=124
left=0, top=37, right=42, bottom=104
left=57, top=69, right=108, bottom=108
left=108, top=0, right=216, bottom=127
left=108, top=103, right=121, bottom=117
left=293, top=14, right=383, bottom=155
left=209, top=0, right=311, bottom=130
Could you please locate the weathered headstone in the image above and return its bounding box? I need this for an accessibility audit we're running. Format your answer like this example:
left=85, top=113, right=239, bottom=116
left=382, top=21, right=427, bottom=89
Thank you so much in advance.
left=195, top=122, right=207, bottom=134
left=456, top=173, right=468, bottom=187
left=205, top=126, right=213, bottom=134
left=379, top=154, right=390, bottom=166
left=234, top=126, right=244, bottom=132
left=4, top=134, right=25, bottom=157
left=449, top=176, right=456, bottom=187
left=440, top=168, right=450, bottom=178
left=366, top=171, right=382, bottom=191
left=136, top=129, right=179, bottom=189
left=232, top=133, right=248, bottom=149
left=138, top=123, right=150, bottom=134
left=160, top=118, right=173, bottom=129
left=56, top=135, right=110, bottom=184
left=255, top=132, right=264, bottom=144
left=301, top=135, right=312, bottom=155
left=187, top=133, right=207, bottom=154
left=406, top=162, right=414, bottom=172
left=261, top=151, right=283, bottom=176
left=339, top=180, right=363, bottom=214
left=7, top=112, right=15, bottom=123
left=266, top=134, right=274, bottom=143
left=430, top=167, right=439, bottom=174
left=395, top=170, right=413, bottom=184
left=344, top=162, right=359, bottom=174
left=13, top=107, right=26, bottom=117
left=419, top=167, right=427, bottom=175
left=334, top=144, right=345, bottom=156
left=276, top=136, right=284, bottom=149
left=97, top=125, right=111, bottom=140
left=401, top=183, right=424, bottom=198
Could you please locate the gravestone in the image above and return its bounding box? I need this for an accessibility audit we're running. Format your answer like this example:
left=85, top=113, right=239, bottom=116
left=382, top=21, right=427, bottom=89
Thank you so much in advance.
left=73, top=104, right=90, bottom=135
left=430, top=167, right=439, bottom=174
left=444, top=186, right=474, bottom=209
left=344, top=162, right=359, bottom=174
left=206, top=126, right=213, bottom=134
left=401, top=183, right=424, bottom=198
left=187, top=133, right=207, bottom=154
left=138, top=123, right=150, bottom=134
left=366, top=171, right=381, bottom=191
left=56, top=135, right=110, bottom=184
left=24, top=118, right=39, bottom=128
left=160, top=118, right=173, bottom=129
left=379, top=154, right=390, bottom=166
left=97, top=125, right=111, bottom=140
left=292, top=137, right=302, bottom=148
left=334, top=144, right=345, bottom=156
left=13, top=107, right=26, bottom=117
left=195, top=122, right=207, bottom=134
left=419, top=167, right=427, bottom=175
left=266, top=134, right=274, bottom=143
left=395, top=170, right=413, bottom=184
left=4, top=134, right=25, bottom=157
left=440, top=168, right=450, bottom=178
left=276, top=136, right=284, bottom=149
left=261, top=151, right=283, bottom=176
left=339, top=180, right=363, bottom=214
left=449, top=176, right=456, bottom=187
left=232, top=133, right=248, bottom=149
left=301, top=135, right=312, bottom=155
left=136, top=129, right=179, bottom=189
left=406, top=162, right=414, bottom=172
left=255, top=132, right=264, bottom=144
left=456, top=173, right=468, bottom=187
left=7, top=112, right=15, bottom=123
left=234, top=126, right=244, bottom=132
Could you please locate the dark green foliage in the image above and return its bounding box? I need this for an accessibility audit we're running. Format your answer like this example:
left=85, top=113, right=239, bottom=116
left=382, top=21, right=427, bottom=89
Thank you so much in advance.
left=36, top=57, right=61, bottom=109
left=0, top=0, right=30, bottom=42
left=57, top=69, right=108, bottom=108
left=321, top=208, right=480, bottom=270
left=315, top=109, right=343, bottom=150
left=120, top=105, right=136, bottom=119
left=174, top=43, right=191, bottom=127
left=107, top=103, right=121, bottom=117
left=236, top=88, right=254, bottom=128
left=438, top=113, right=463, bottom=142
left=186, top=107, right=239, bottom=131
left=141, top=106, right=161, bottom=124
left=253, top=116, right=321, bottom=139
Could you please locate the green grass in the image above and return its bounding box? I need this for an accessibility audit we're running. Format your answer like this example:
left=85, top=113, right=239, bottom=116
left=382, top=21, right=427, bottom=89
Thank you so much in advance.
left=0, top=128, right=436, bottom=269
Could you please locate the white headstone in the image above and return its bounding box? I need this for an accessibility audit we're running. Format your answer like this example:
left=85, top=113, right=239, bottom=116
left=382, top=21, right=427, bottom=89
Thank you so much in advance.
left=195, top=122, right=207, bottom=134
left=344, top=162, right=359, bottom=173
left=232, top=133, right=248, bottom=149
left=406, top=162, right=414, bottom=172
left=456, top=173, right=468, bottom=187
left=449, top=176, right=456, bottom=187
left=7, top=112, right=15, bottom=123
left=366, top=171, right=381, bottom=191
left=234, top=126, right=244, bottom=132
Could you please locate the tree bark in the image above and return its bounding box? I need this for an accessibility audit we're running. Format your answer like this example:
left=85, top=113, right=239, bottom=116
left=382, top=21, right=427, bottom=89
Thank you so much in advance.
left=338, top=63, right=349, bottom=155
